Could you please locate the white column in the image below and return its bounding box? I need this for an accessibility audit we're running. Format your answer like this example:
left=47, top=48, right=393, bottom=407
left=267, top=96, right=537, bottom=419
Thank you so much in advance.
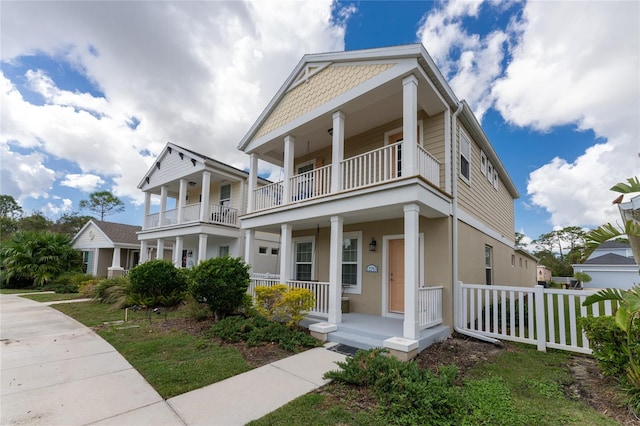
left=111, top=247, right=122, bottom=268
left=283, top=136, right=295, bottom=204
left=244, top=229, right=255, bottom=271
left=140, top=240, right=149, bottom=263
left=159, top=186, right=168, bottom=226
left=402, top=75, right=418, bottom=177
left=174, top=236, right=184, bottom=267
left=331, top=111, right=345, bottom=193
left=247, top=154, right=258, bottom=212
left=156, top=239, right=165, bottom=260
left=328, top=216, right=344, bottom=324
left=444, top=108, right=452, bottom=193
left=198, top=234, right=208, bottom=264
left=177, top=179, right=187, bottom=224
left=279, top=223, right=293, bottom=283
left=143, top=192, right=151, bottom=229
left=200, top=171, right=211, bottom=222
left=403, top=203, right=420, bottom=339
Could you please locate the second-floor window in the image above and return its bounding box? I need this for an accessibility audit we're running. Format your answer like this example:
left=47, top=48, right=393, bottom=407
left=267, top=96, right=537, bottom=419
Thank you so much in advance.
left=220, top=184, right=231, bottom=207
left=460, top=131, right=471, bottom=181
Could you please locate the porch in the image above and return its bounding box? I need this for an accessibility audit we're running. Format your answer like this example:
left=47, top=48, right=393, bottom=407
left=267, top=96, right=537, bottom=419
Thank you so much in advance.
left=252, top=141, right=440, bottom=211
left=144, top=202, right=238, bottom=229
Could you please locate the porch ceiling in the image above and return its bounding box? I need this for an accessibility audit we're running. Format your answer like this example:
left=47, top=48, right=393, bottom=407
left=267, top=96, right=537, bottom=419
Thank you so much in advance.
left=255, top=73, right=447, bottom=167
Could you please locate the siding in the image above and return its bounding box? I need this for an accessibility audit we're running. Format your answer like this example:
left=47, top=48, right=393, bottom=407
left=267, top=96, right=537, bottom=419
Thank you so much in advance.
left=456, top=123, right=515, bottom=239
left=74, top=223, right=110, bottom=247
left=142, top=149, right=204, bottom=190
left=185, top=181, right=244, bottom=213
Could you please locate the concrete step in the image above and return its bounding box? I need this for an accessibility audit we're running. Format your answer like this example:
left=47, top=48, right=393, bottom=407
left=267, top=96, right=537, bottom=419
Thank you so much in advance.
left=327, top=331, right=385, bottom=350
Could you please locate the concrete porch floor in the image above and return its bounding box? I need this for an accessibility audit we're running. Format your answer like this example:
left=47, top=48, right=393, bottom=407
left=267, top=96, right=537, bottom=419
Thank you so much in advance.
left=302, top=313, right=451, bottom=352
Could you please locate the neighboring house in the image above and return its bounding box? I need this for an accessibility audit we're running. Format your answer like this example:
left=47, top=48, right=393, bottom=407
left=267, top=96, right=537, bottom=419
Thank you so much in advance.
left=572, top=241, right=638, bottom=290
left=537, top=265, right=552, bottom=284
left=72, top=220, right=149, bottom=278
left=137, top=142, right=279, bottom=274
left=237, top=44, right=536, bottom=358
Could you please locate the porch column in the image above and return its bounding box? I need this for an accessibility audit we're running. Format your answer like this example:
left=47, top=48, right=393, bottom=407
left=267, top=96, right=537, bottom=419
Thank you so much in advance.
left=244, top=229, right=255, bottom=271
left=159, top=185, right=168, bottom=226
left=403, top=203, right=420, bottom=339
left=140, top=240, right=149, bottom=263
left=283, top=136, right=295, bottom=204
left=402, top=75, right=418, bottom=177
left=200, top=171, right=211, bottom=222
left=143, top=192, right=151, bottom=229
left=444, top=108, right=452, bottom=194
left=174, top=236, right=184, bottom=267
left=177, top=179, right=187, bottom=224
left=111, top=247, right=122, bottom=268
left=198, top=234, right=208, bottom=264
left=329, top=215, right=344, bottom=324
left=156, top=238, right=165, bottom=260
left=331, top=111, right=345, bottom=193
left=279, top=223, right=293, bottom=283
left=247, top=153, right=258, bottom=212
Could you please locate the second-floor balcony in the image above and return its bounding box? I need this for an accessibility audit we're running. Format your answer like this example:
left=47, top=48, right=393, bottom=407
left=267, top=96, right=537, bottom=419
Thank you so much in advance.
left=252, top=141, right=440, bottom=211
left=144, top=202, right=238, bottom=229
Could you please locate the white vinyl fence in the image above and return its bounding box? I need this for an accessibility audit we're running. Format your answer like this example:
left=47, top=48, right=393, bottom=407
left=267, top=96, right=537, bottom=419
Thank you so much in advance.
left=456, top=282, right=618, bottom=354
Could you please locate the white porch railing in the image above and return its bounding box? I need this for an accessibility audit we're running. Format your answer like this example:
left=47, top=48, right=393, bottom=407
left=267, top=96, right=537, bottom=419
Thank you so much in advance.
left=248, top=274, right=281, bottom=296
left=341, top=142, right=401, bottom=191
left=417, top=145, right=440, bottom=186
left=456, top=282, right=618, bottom=354
left=418, top=286, right=443, bottom=329
left=145, top=212, right=160, bottom=228
left=164, top=208, right=178, bottom=225
left=253, top=181, right=283, bottom=211
left=210, top=203, right=238, bottom=226
left=143, top=203, right=238, bottom=229
left=289, top=164, right=332, bottom=202
left=183, top=203, right=201, bottom=223
left=247, top=275, right=329, bottom=318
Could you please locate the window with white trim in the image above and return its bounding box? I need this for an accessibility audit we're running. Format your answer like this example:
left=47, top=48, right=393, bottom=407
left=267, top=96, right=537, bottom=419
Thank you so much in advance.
left=460, top=130, right=471, bottom=181
left=493, top=171, right=499, bottom=189
left=220, top=183, right=231, bottom=206
left=219, top=246, right=229, bottom=257
left=342, top=231, right=362, bottom=294
left=485, top=245, right=493, bottom=285
left=480, top=151, right=487, bottom=176
left=487, top=162, right=493, bottom=183
left=258, top=246, right=268, bottom=255
left=294, top=238, right=314, bottom=281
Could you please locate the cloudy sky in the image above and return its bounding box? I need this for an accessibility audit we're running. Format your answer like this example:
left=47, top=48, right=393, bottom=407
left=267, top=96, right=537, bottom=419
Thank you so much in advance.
left=1, top=0, right=638, bottom=243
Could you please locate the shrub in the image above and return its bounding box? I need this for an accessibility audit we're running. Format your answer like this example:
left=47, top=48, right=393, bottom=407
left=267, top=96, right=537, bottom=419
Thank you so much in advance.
left=189, top=257, right=250, bottom=320
left=128, top=260, right=187, bottom=308
left=92, top=276, right=131, bottom=308
left=579, top=315, right=634, bottom=378
left=50, top=272, right=96, bottom=294
left=254, top=285, right=315, bottom=327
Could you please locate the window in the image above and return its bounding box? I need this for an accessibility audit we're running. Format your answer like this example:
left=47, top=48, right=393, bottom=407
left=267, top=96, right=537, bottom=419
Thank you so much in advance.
left=341, top=232, right=362, bottom=294
left=485, top=245, right=493, bottom=285
left=511, top=254, right=515, bottom=267
left=220, top=183, right=231, bottom=206
left=294, top=239, right=314, bottom=281
left=460, top=131, right=471, bottom=181
left=219, top=246, right=229, bottom=257
left=271, top=248, right=279, bottom=255
left=493, top=171, right=498, bottom=189
left=487, top=162, right=493, bottom=183
left=519, top=257, right=523, bottom=267
left=525, top=259, right=528, bottom=269
left=258, top=246, right=268, bottom=255
left=481, top=151, right=487, bottom=176
left=82, top=251, right=93, bottom=274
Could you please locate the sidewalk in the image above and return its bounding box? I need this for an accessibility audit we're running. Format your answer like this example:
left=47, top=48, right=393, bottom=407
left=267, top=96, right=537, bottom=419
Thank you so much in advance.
left=0, top=294, right=345, bottom=425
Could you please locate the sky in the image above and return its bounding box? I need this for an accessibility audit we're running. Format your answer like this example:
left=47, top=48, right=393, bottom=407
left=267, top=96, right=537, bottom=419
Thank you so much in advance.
left=1, top=0, right=639, bottom=247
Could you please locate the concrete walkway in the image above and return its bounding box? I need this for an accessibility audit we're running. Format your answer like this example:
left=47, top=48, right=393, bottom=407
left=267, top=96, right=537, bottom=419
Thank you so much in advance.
left=0, top=294, right=346, bottom=425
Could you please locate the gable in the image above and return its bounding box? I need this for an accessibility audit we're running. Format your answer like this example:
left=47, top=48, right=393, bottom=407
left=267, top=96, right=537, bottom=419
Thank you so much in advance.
left=253, top=62, right=395, bottom=139
left=73, top=222, right=111, bottom=248
left=140, top=146, right=205, bottom=190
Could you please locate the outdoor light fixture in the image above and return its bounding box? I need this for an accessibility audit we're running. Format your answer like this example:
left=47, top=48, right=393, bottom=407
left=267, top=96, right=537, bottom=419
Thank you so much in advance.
left=188, top=181, right=197, bottom=187
left=187, top=250, right=193, bottom=257
left=369, top=238, right=377, bottom=252
left=327, top=128, right=333, bottom=136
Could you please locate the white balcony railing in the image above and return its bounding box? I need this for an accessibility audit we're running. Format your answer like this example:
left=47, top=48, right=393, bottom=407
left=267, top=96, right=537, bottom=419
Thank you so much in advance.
left=143, top=202, right=238, bottom=229
left=417, top=145, right=440, bottom=187
left=341, top=142, right=402, bottom=191
left=253, top=181, right=283, bottom=211
left=418, top=286, right=443, bottom=330
left=183, top=203, right=201, bottom=223
left=210, top=203, right=238, bottom=226
left=289, top=164, right=332, bottom=202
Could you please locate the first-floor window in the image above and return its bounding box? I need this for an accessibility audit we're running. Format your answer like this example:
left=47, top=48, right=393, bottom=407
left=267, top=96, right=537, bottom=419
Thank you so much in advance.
left=295, top=240, right=313, bottom=281
left=82, top=250, right=93, bottom=274
left=342, top=231, right=362, bottom=294
left=219, top=246, right=229, bottom=257
left=485, top=245, right=493, bottom=285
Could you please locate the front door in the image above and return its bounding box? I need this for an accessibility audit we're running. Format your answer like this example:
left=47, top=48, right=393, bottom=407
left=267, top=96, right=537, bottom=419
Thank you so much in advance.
left=388, top=238, right=404, bottom=313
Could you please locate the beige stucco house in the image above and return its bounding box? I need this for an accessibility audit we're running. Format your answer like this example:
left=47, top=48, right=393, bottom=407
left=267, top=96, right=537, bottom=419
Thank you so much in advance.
left=238, top=44, right=536, bottom=358
left=137, top=142, right=280, bottom=274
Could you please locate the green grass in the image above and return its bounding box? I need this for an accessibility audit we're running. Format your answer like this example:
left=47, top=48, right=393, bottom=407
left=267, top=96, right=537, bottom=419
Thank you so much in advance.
left=252, top=344, right=619, bottom=426
left=21, top=292, right=88, bottom=302
left=53, top=301, right=252, bottom=398
left=0, top=288, right=42, bottom=294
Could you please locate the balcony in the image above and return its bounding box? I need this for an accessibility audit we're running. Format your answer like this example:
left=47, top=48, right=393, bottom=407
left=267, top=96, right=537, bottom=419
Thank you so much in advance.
left=144, top=202, right=238, bottom=229
left=252, top=142, right=440, bottom=211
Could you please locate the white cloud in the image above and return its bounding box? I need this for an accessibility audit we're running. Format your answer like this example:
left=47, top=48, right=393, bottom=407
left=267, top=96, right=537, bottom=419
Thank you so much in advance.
left=494, top=1, right=640, bottom=228
left=60, top=173, right=105, bottom=192
left=44, top=198, right=73, bottom=216
left=0, top=141, right=56, bottom=202
left=0, top=1, right=346, bottom=209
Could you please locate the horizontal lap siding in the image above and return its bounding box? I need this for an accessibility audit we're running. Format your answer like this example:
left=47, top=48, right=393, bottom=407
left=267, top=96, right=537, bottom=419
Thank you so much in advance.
left=423, top=112, right=445, bottom=188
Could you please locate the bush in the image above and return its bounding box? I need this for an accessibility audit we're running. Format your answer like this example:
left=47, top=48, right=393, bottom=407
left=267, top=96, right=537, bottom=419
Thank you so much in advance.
left=91, top=276, right=131, bottom=308
left=128, top=260, right=187, bottom=308
left=210, top=315, right=321, bottom=352
left=254, top=285, right=315, bottom=327
left=49, top=272, right=96, bottom=293
left=579, top=315, right=633, bottom=378
left=189, top=257, right=250, bottom=320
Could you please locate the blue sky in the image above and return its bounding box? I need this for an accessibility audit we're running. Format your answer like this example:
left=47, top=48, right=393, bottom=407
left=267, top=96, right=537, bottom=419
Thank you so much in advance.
left=1, top=1, right=638, bottom=247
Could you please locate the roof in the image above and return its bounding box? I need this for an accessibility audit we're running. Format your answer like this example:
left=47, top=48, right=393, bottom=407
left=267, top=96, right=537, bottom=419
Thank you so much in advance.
left=596, top=241, right=631, bottom=250
left=582, top=253, right=637, bottom=265
left=73, top=220, right=141, bottom=246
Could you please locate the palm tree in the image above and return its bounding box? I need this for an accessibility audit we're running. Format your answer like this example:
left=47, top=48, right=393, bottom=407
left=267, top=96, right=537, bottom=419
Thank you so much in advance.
left=0, top=231, right=82, bottom=287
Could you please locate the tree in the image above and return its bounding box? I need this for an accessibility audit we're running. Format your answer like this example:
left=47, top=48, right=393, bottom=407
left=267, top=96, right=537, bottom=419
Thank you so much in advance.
left=0, top=195, right=23, bottom=218
left=515, top=232, right=526, bottom=248
left=79, top=191, right=125, bottom=220
left=17, top=211, right=53, bottom=233
left=51, top=212, right=94, bottom=237
left=0, top=231, right=82, bottom=288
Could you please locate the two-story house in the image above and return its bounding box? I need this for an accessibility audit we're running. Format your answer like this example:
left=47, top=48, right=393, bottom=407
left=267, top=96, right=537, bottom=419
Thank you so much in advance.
left=137, top=142, right=280, bottom=274
left=238, top=44, right=536, bottom=359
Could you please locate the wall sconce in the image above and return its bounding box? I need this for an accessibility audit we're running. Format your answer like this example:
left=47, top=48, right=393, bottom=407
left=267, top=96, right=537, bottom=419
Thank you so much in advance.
left=188, top=181, right=197, bottom=187
left=327, top=128, right=333, bottom=136
left=187, top=250, right=193, bottom=257
left=369, top=238, right=377, bottom=252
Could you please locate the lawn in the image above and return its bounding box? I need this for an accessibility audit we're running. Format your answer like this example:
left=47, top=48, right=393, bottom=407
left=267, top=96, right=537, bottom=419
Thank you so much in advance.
left=0, top=288, right=42, bottom=294
left=20, top=292, right=88, bottom=303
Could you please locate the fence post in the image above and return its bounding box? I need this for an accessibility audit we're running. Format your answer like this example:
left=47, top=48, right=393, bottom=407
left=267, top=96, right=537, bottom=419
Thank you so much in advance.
left=534, top=285, right=546, bottom=352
